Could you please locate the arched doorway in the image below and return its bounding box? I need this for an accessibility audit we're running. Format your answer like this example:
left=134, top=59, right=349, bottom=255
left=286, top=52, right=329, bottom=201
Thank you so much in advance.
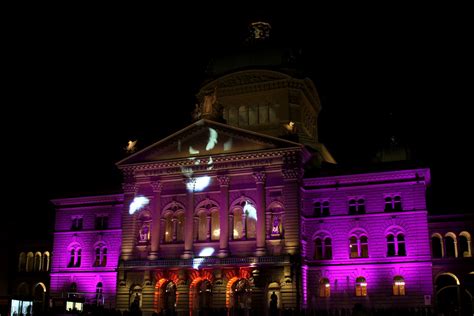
left=436, top=273, right=460, bottom=316
left=464, top=273, right=474, bottom=316
left=33, top=283, right=46, bottom=314
left=229, top=278, right=251, bottom=315
left=155, top=279, right=177, bottom=315
left=190, top=279, right=212, bottom=316
left=129, top=285, right=142, bottom=313
left=266, top=282, right=281, bottom=316
left=198, top=280, right=212, bottom=314
left=163, top=281, right=176, bottom=313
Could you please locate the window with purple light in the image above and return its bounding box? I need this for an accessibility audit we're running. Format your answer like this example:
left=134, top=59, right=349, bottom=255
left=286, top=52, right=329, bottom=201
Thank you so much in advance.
left=349, top=198, right=365, bottom=215
left=355, top=277, right=367, bottom=296
left=349, top=236, right=369, bottom=258
left=393, top=276, right=406, bottom=296
left=319, top=278, right=330, bottom=297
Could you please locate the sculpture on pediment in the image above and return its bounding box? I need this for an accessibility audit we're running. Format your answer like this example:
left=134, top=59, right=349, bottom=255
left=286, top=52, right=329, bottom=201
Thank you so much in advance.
left=192, top=88, right=224, bottom=122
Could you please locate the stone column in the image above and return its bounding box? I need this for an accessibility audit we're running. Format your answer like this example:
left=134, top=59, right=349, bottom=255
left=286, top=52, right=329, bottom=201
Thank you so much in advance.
left=206, top=214, right=212, bottom=241
left=172, top=218, right=178, bottom=242
left=217, top=176, right=230, bottom=257
left=282, top=167, right=301, bottom=255
left=121, top=182, right=138, bottom=261
left=228, top=214, right=234, bottom=240
left=253, top=171, right=267, bottom=256
left=193, top=217, right=199, bottom=241
left=160, top=218, right=165, bottom=243
left=148, top=181, right=162, bottom=260
left=182, top=178, right=195, bottom=259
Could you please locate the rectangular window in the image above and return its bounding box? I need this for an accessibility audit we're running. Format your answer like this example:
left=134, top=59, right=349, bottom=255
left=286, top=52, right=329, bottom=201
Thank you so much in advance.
left=95, top=216, right=109, bottom=230
left=71, top=217, right=83, bottom=230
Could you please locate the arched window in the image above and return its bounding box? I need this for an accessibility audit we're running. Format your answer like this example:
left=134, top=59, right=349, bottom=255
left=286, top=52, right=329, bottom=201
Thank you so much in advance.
left=387, top=234, right=396, bottom=256
left=164, top=214, right=173, bottom=243
left=324, top=238, right=332, bottom=259
left=397, top=234, right=406, bottom=256
left=445, top=234, right=456, bottom=258
left=26, top=252, right=34, bottom=272
left=233, top=208, right=243, bottom=240
left=210, top=211, right=220, bottom=240
left=246, top=211, right=256, bottom=239
left=94, top=248, right=101, bottom=267
left=101, top=248, right=107, bottom=267
left=42, top=252, right=50, bottom=272
left=76, top=249, right=82, bottom=267
left=68, top=249, right=76, bottom=267
left=355, top=277, right=367, bottom=296
left=393, top=276, right=405, bottom=296
left=176, top=212, right=185, bottom=242
left=432, top=234, right=443, bottom=258
left=314, top=237, right=332, bottom=259
left=459, top=231, right=472, bottom=257
left=231, top=198, right=257, bottom=240
left=349, top=236, right=358, bottom=258
left=314, top=238, right=323, bottom=259
left=68, top=247, right=82, bottom=267
left=319, top=278, right=330, bottom=297
left=94, top=245, right=107, bottom=267
left=198, top=212, right=208, bottom=241
left=350, top=236, right=368, bottom=258
left=387, top=233, right=406, bottom=256
left=18, top=252, right=26, bottom=272
left=195, top=199, right=219, bottom=242
left=34, top=252, right=42, bottom=271
left=360, top=236, right=368, bottom=257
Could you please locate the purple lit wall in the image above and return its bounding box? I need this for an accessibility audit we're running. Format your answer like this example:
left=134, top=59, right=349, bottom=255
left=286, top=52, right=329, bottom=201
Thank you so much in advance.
left=50, top=194, right=123, bottom=307
left=301, top=169, right=433, bottom=309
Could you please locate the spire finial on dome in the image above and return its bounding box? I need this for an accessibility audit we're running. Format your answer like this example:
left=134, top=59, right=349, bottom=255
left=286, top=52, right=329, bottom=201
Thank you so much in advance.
left=249, top=21, right=271, bottom=40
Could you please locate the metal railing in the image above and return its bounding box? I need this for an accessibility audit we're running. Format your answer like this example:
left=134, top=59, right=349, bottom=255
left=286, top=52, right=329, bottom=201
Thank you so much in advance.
left=124, top=255, right=290, bottom=267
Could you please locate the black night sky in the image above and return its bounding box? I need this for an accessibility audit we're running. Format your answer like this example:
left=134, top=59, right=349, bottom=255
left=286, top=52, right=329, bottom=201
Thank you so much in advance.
left=2, top=6, right=473, bottom=245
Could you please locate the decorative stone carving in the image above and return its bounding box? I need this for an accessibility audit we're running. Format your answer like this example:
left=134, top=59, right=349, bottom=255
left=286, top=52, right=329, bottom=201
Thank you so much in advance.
left=252, top=171, right=266, bottom=184
left=217, top=175, right=230, bottom=186
left=150, top=181, right=163, bottom=193
left=282, top=168, right=301, bottom=180
left=122, top=183, right=138, bottom=194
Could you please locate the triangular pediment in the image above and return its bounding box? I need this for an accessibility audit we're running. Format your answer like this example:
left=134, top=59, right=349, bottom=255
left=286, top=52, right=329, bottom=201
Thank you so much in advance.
left=117, top=119, right=302, bottom=166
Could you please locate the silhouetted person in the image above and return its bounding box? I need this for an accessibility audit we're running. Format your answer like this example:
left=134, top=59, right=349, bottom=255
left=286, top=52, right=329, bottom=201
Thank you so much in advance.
left=130, top=293, right=142, bottom=316
left=270, top=291, right=278, bottom=316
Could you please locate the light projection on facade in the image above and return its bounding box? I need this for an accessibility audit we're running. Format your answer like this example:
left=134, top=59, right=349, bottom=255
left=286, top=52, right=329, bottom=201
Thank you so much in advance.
left=129, top=196, right=150, bottom=215
left=243, top=201, right=257, bottom=220
left=192, top=247, right=215, bottom=269
left=181, top=128, right=224, bottom=192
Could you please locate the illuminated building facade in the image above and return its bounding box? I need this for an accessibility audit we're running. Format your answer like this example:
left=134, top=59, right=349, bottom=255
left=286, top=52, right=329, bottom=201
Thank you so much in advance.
left=49, top=23, right=473, bottom=315
left=50, top=195, right=122, bottom=310
left=10, top=240, right=51, bottom=316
